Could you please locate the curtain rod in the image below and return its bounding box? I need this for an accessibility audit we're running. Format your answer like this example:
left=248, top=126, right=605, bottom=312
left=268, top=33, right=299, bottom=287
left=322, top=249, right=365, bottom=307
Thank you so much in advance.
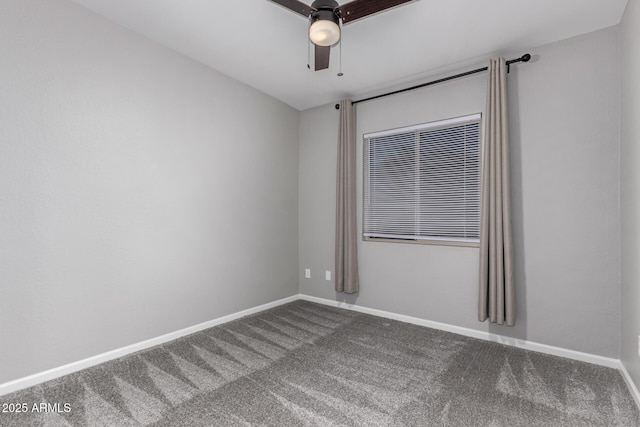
left=336, top=53, right=531, bottom=109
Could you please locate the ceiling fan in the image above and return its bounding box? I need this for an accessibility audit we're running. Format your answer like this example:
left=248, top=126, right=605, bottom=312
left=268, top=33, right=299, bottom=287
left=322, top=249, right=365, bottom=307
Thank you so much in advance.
left=268, top=0, right=417, bottom=71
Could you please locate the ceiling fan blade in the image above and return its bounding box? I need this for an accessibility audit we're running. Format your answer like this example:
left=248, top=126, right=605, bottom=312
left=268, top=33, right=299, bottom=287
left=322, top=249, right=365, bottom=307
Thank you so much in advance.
left=314, top=45, right=330, bottom=71
left=268, top=0, right=315, bottom=17
left=337, top=0, right=416, bottom=24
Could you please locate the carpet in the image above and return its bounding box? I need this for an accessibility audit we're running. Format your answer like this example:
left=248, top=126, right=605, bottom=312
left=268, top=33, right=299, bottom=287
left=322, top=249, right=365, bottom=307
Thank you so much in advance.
left=1, top=300, right=638, bottom=426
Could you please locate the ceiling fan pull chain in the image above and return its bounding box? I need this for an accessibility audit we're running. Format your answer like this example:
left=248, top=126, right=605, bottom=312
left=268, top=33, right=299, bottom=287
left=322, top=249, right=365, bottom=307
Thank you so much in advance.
left=337, top=23, right=344, bottom=77
left=307, top=18, right=311, bottom=69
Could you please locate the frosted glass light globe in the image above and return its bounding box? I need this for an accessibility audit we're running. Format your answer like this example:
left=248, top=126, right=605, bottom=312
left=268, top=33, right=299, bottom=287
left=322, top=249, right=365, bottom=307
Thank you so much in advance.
left=309, top=19, right=340, bottom=46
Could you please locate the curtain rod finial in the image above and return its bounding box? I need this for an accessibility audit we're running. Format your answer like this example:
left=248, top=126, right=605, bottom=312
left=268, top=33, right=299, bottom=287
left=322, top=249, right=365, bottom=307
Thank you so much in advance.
left=335, top=103, right=340, bottom=109
left=522, top=54, right=531, bottom=62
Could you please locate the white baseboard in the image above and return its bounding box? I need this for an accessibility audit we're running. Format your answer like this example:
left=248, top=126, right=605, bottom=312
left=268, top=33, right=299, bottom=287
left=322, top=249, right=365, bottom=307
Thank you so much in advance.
left=620, top=362, right=640, bottom=410
left=0, top=295, right=299, bottom=397
left=299, top=294, right=621, bottom=369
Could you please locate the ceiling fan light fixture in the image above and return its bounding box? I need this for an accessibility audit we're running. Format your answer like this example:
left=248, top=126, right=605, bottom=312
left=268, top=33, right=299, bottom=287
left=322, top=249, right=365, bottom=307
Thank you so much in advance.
left=270, top=0, right=417, bottom=71
left=309, top=13, right=340, bottom=46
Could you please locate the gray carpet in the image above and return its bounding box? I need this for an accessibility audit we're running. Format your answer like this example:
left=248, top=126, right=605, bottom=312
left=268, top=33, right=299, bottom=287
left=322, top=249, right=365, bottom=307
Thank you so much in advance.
left=1, top=300, right=638, bottom=426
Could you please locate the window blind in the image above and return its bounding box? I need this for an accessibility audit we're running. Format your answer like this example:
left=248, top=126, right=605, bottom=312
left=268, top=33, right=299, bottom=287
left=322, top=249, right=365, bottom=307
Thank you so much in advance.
left=363, top=114, right=481, bottom=243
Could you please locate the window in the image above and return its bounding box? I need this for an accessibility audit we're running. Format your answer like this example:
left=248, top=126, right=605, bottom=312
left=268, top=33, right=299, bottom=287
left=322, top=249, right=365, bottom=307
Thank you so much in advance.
left=363, top=114, right=481, bottom=245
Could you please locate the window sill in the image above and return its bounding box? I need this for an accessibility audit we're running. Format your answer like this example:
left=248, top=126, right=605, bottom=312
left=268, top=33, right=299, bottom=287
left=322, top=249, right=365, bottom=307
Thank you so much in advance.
left=363, top=236, right=479, bottom=248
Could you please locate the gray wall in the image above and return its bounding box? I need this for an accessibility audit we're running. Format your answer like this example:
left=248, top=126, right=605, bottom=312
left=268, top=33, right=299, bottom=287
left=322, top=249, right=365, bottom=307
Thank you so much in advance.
left=0, top=0, right=299, bottom=384
left=621, top=0, right=640, bottom=390
left=299, top=27, right=621, bottom=358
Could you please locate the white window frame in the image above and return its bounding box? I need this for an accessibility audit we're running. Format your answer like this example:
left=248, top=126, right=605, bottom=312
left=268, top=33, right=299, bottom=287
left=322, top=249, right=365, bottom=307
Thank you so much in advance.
left=363, top=113, right=482, bottom=247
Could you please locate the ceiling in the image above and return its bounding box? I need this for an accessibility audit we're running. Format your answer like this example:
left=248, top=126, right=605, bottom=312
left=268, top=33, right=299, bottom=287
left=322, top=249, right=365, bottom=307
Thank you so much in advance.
left=69, top=0, right=628, bottom=111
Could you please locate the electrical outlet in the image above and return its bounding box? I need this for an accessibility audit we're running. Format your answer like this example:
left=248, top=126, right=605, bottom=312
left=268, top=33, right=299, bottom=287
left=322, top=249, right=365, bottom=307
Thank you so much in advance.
left=325, top=270, right=332, bottom=281
left=305, top=269, right=311, bottom=279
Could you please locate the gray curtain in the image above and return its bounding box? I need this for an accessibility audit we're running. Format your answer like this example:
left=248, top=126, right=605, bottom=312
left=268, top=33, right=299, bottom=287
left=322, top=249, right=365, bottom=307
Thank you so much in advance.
left=335, top=99, right=359, bottom=294
left=478, top=58, right=515, bottom=325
